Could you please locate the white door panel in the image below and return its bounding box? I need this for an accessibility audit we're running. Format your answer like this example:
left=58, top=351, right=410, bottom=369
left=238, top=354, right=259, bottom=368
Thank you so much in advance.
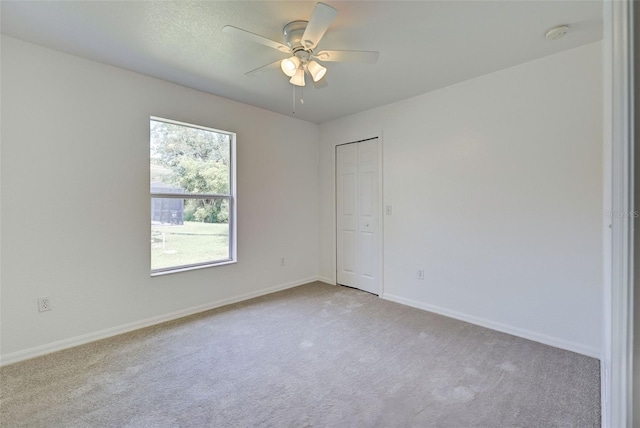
left=360, top=232, right=374, bottom=277
left=336, top=138, right=379, bottom=295
left=359, top=171, right=374, bottom=216
left=342, top=231, right=356, bottom=273
left=336, top=144, right=358, bottom=287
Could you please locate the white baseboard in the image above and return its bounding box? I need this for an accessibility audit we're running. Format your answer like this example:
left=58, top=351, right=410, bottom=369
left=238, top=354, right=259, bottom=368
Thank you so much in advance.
left=383, top=293, right=602, bottom=359
left=2, top=281, right=601, bottom=366
left=0, top=277, right=318, bottom=366
left=600, top=359, right=610, bottom=428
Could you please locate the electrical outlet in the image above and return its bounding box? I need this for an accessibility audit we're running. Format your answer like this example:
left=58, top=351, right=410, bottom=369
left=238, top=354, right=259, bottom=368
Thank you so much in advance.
left=38, top=297, right=52, bottom=312
left=417, top=269, right=424, bottom=280
left=280, top=257, right=285, bottom=266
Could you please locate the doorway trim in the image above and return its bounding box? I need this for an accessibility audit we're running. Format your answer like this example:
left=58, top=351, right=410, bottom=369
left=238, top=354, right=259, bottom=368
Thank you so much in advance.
left=603, top=0, right=634, bottom=426
left=333, top=132, right=384, bottom=296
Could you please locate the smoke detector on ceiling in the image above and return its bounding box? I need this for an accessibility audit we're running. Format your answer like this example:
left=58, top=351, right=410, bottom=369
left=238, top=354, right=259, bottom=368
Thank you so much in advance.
left=545, top=25, right=570, bottom=41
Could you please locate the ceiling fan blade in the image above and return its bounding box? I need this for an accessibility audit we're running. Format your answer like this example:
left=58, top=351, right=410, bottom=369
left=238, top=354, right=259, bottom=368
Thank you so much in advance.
left=245, top=59, right=282, bottom=77
left=223, top=25, right=290, bottom=53
left=301, top=2, right=338, bottom=50
left=314, top=50, right=379, bottom=64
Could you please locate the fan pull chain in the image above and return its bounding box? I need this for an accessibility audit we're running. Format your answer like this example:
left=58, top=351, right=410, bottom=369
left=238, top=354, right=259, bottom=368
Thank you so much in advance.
left=292, top=84, right=305, bottom=115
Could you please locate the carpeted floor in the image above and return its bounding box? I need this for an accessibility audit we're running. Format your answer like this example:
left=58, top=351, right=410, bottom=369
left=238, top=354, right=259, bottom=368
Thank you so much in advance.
left=0, top=282, right=600, bottom=427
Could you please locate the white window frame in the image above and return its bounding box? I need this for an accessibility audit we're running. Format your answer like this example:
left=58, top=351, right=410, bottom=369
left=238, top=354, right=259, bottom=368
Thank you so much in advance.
left=150, top=116, right=237, bottom=276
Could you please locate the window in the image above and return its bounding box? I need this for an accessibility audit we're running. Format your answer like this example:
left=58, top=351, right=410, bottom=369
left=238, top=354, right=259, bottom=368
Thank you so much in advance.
left=150, top=117, right=236, bottom=275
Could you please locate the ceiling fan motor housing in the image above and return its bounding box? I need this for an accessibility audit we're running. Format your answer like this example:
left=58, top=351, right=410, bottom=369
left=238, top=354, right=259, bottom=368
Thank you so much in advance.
left=283, top=21, right=310, bottom=52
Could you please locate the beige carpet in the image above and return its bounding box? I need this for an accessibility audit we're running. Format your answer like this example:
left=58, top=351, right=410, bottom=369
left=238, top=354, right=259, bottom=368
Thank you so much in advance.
left=0, top=282, right=600, bottom=427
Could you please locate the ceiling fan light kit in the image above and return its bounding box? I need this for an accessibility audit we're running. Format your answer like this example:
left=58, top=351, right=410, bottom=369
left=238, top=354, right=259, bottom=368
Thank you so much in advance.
left=290, top=68, right=306, bottom=86
left=223, top=2, right=379, bottom=89
left=281, top=56, right=300, bottom=77
left=307, top=60, right=327, bottom=82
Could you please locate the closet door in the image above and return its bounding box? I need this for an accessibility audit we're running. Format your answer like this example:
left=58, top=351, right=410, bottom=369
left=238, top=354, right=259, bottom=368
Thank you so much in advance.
left=336, top=139, right=379, bottom=294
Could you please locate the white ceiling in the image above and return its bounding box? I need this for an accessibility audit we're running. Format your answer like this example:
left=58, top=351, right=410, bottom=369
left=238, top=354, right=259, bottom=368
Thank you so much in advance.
left=1, top=1, right=602, bottom=124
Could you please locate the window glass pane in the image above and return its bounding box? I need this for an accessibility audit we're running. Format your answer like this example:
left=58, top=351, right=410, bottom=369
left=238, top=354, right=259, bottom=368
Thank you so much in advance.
left=150, top=120, right=231, bottom=195
left=151, top=198, right=230, bottom=271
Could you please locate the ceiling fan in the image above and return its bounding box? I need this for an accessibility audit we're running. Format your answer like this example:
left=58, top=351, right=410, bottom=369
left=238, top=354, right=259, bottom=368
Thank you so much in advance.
left=223, top=2, right=379, bottom=88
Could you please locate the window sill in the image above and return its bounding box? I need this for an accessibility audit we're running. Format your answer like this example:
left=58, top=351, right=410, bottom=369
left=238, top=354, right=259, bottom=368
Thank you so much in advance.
left=151, top=259, right=236, bottom=277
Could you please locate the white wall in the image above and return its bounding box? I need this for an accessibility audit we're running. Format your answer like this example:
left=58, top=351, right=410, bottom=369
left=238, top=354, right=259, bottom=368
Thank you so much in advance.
left=319, top=42, right=604, bottom=357
left=1, top=35, right=605, bottom=363
left=0, top=36, right=320, bottom=362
